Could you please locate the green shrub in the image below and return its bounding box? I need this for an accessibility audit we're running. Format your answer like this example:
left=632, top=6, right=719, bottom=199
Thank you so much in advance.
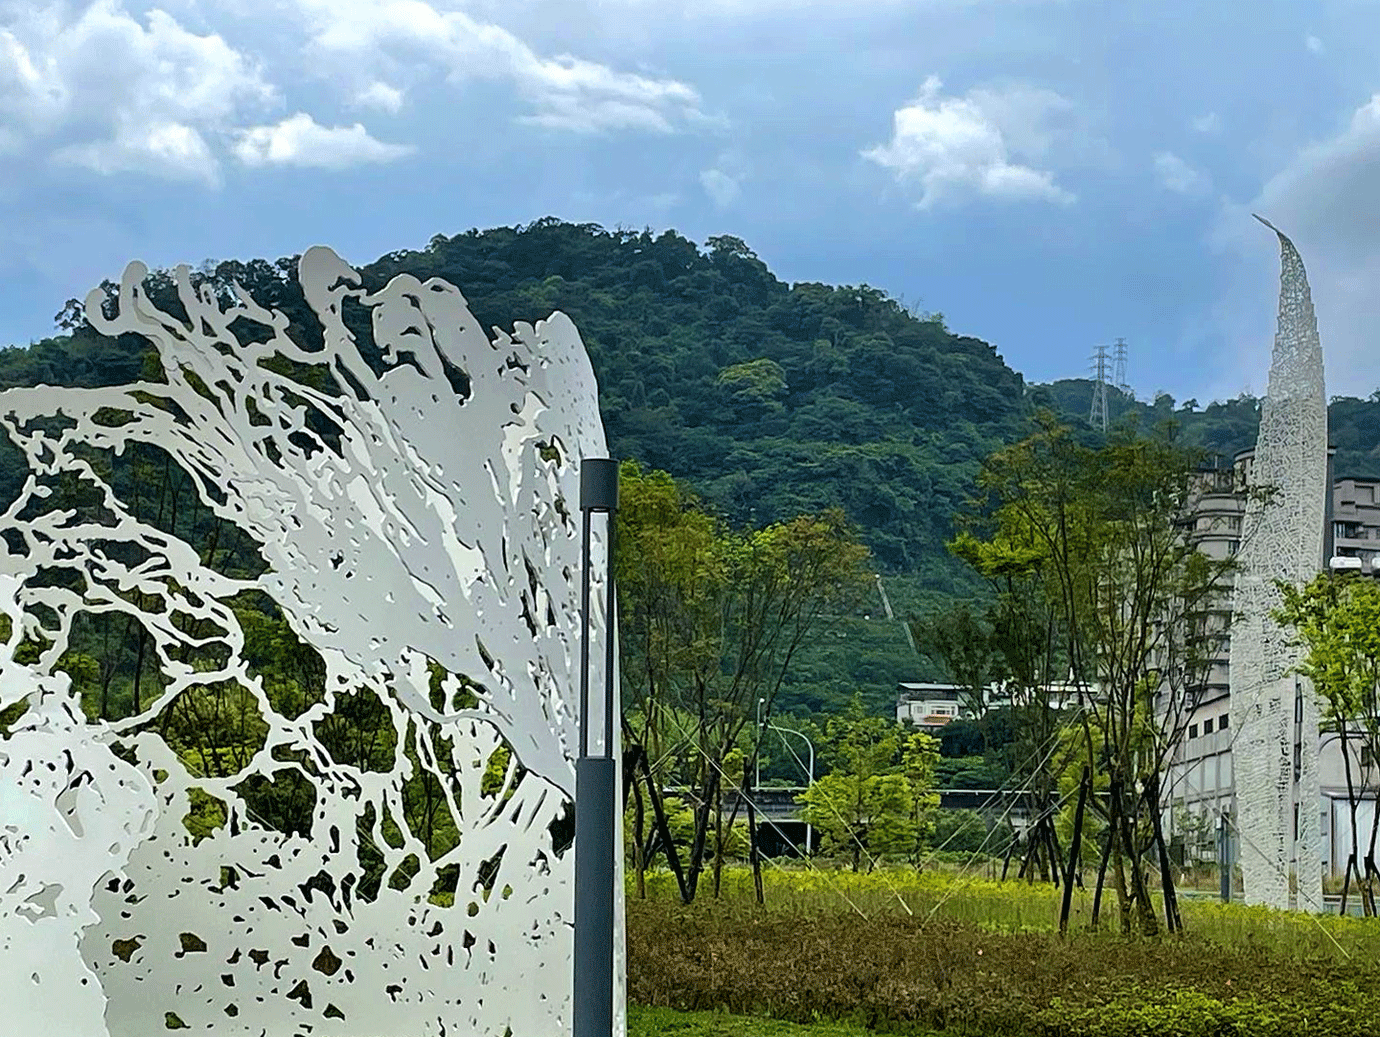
left=628, top=868, right=1380, bottom=1037
left=930, top=808, right=1011, bottom=855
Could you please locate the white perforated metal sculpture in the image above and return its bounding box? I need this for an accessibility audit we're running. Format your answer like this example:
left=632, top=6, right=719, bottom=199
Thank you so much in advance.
left=0, top=248, right=620, bottom=1034
left=1229, top=218, right=1327, bottom=911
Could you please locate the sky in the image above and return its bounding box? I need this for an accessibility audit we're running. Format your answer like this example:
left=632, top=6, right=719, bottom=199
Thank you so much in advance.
left=1, top=0, right=1379, bottom=405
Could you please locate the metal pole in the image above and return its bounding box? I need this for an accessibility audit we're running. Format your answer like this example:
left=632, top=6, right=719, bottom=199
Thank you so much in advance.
left=575, top=458, right=619, bottom=1037
left=1225, top=811, right=1236, bottom=900
left=604, top=515, right=617, bottom=757
left=755, top=698, right=764, bottom=789
left=579, top=509, right=592, bottom=758
left=768, top=724, right=815, bottom=856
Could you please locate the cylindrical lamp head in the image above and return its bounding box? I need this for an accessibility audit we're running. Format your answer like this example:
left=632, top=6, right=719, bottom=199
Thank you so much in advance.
left=580, top=458, right=620, bottom=513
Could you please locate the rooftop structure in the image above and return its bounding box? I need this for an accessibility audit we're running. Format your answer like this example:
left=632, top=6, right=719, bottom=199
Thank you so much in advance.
left=895, top=682, right=971, bottom=729
left=895, top=680, right=1090, bottom=730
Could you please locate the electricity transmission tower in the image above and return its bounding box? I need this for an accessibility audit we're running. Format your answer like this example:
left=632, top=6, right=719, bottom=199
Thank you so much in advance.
left=1089, top=344, right=1112, bottom=433
left=1113, top=337, right=1130, bottom=396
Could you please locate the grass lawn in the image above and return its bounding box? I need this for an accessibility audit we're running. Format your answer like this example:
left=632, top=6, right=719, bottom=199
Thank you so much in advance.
left=626, top=866, right=1380, bottom=1037
left=629, top=1005, right=893, bottom=1036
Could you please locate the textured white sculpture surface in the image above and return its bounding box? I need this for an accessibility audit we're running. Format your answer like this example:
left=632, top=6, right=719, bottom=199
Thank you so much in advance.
left=0, top=249, right=618, bottom=1034
left=1229, top=218, right=1327, bottom=911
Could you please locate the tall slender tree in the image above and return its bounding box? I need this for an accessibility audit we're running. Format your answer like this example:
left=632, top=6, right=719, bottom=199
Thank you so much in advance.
left=616, top=462, right=871, bottom=901
left=948, top=414, right=1244, bottom=934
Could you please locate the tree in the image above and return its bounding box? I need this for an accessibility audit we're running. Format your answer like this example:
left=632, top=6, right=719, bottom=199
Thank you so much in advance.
left=716, top=358, right=788, bottom=421
left=796, top=697, right=939, bottom=871
left=53, top=298, right=88, bottom=333
left=616, top=462, right=872, bottom=901
left=949, top=414, right=1242, bottom=935
left=945, top=458, right=1078, bottom=889
left=910, top=603, right=1000, bottom=721
left=1277, top=573, right=1380, bottom=914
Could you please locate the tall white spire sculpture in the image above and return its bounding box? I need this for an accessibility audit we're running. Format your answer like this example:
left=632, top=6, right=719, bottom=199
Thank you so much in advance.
left=1229, top=217, right=1327, bottom=910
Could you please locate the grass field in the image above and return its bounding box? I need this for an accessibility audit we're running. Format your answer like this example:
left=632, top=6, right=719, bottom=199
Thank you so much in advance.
left=629, top=1005, right=893, bottom=1036
left=635, top=864, right=1378, bottom=956
left=627, top=865, right=1380, bottom=1036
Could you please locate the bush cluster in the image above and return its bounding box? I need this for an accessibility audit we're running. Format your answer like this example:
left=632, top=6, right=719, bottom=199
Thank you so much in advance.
left=628, top=880, right=1380, bottom=1036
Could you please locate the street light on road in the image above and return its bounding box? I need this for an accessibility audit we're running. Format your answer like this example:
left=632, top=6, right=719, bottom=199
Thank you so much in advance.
left=768, top=723, right=815, bottom=855
left=755, top=697, right=766, bottom=787
left=754, top=693, right=816, bottom=857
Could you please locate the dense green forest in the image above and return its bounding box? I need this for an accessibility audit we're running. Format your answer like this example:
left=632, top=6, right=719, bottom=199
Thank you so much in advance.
left=1036, top=378, right=1380, bottom=480
left=3, top=218, right=1379, bottom=722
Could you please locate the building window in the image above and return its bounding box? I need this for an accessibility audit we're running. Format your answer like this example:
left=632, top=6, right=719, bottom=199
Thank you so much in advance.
left=1227, top=540, right=1240, bottom=556
left=1363, top=745, right=1375, bottom=771
left=1203, top=718, right=1214, bottom=734
left=1219, top=714, right=1229, bottom=729
left=1189, top=724, right=1199, bottom=739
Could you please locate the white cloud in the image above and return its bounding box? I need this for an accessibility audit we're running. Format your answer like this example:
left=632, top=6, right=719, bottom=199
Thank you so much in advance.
left=234, top=113, right=413, bottom=169
left=1154, top=150, right=1209, bottom=195
left=1192, top=112, right=1221, bottom=135
left=57, top=120, right=221, bottom=183
left=1306, top=34, right=1324, bottom=55
left=700, top=150, right=748, bottom=207
left=0, top=1, right=277, bottom=183
left=862, top=76, right=1078, bottom=209
left=292, top=0, right=704, bottom=133
left=700, top=168, right=740, bottom=207
left=1232, top=94, right=1380, bottom=268
left=356, top=81, right=405, bottom=113
left=1207, top=93, right=1380, bottom=397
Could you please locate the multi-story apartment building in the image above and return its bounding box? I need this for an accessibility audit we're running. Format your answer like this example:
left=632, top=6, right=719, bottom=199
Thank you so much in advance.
left=1167, top=457, right=1244, bottom=851
left=1168, top=450, right=1380, bottom=873
left=1332, top=475, right=1380, bottom=574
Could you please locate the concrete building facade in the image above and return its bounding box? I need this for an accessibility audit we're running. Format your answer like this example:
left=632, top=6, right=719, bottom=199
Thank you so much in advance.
left=1333, top=475, right=1380, bottom=574
left=1168, top=451, right=1380, bottom=874
left=895, top=682, right=970, bottom=729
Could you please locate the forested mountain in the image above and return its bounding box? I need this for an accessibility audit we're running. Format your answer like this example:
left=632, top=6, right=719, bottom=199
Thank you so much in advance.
left=2, top=218, right=1378, bottom=719
left=1036, top=378, right=1380, bottom=479
left=368, top=222, right=1031, bottom=588
left=1, top=219, right=1030, bottom=596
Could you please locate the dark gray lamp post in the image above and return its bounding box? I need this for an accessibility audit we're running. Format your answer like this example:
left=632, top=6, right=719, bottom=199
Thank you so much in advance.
left=574, top=457, right=619, bottom=1037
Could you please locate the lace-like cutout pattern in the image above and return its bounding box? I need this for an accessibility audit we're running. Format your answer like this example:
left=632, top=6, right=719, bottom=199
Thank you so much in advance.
left=1230, top=219, right=1327, bottom=911
left=0, top=248, right=618, bottom=1034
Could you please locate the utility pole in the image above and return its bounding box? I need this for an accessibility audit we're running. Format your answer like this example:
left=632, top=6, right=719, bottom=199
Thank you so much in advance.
left=575, top=458, right=620, bottom=1037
